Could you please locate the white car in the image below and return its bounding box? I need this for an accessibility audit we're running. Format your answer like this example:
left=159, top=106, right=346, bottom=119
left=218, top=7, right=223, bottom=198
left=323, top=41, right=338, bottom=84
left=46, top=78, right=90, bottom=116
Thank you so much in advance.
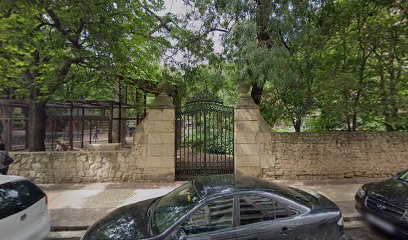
left=0, top=175, right=50, bottom=240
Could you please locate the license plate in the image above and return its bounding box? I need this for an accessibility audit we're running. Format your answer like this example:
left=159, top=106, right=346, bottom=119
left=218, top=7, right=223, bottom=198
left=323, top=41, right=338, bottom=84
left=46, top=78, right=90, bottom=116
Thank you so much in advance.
left=365, top=214, right=396, bottom=233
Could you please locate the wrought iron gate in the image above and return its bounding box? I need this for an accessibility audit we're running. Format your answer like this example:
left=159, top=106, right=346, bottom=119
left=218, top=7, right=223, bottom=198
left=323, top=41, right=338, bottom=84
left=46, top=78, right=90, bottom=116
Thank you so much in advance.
left=175, top=93, right=234, bottom=180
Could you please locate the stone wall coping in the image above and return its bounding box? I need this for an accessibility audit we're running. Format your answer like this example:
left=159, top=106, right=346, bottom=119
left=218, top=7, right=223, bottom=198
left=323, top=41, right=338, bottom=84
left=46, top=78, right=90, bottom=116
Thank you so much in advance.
left=10, top=150, right=132, bottom=155
left=268, top=131, right=408, bottom=136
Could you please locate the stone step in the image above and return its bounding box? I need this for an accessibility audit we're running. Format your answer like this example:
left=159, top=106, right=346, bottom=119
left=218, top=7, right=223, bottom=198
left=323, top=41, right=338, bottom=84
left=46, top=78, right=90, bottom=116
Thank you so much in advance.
left=47, top=231, right=85, bottom=240
left=344, top=220, right=368, bottom=229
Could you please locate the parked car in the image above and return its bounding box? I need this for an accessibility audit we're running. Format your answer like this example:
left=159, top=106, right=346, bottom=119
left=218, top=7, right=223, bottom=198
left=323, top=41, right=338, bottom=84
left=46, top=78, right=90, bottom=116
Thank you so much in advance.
left=355, top=169, right=408, bottom=239
left=81, top=174, right=346, bottom=240
left=0, top=175, right=51, bottom=240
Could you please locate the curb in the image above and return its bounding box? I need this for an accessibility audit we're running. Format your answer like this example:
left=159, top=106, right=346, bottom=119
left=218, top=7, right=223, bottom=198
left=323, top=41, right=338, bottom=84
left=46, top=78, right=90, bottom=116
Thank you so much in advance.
left=50, top=216, right=366, bottom=232
left=51, top=226, right=88, bottom=232
left=344, top=215, right=363, bottom=222
left=48, top=230, right=85, bottom=240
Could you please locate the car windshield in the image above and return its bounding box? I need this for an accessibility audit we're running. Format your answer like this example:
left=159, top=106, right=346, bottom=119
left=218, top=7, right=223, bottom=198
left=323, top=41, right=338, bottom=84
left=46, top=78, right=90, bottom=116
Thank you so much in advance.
left=399, top=170, right=408, bottom=182
left=151, top=182, right=200, bottom=235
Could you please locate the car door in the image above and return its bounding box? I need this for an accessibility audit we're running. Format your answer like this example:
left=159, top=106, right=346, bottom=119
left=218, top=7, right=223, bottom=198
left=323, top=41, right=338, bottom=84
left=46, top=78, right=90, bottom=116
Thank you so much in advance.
left=234, top=194, right=297, bottom=240
left=179, top=196, right=236, bottom=240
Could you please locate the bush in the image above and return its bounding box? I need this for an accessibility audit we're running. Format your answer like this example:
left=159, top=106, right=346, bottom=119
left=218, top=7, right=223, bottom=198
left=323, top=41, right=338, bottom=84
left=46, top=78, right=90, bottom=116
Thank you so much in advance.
left=185, top=129, right=233, bottom=155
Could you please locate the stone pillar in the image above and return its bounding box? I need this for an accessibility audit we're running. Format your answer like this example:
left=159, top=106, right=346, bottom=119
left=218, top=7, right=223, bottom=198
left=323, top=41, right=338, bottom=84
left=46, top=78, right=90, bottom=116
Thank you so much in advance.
left=234, top=85, right=261, bottom=177
left=144, top=93, right=175, bottom=181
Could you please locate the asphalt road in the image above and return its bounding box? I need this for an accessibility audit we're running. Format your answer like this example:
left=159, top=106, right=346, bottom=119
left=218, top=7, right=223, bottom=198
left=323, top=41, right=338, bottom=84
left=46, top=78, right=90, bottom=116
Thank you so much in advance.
left=48, top=228, right=400, bottom=240
left=345, top=227, right=399, bottom=240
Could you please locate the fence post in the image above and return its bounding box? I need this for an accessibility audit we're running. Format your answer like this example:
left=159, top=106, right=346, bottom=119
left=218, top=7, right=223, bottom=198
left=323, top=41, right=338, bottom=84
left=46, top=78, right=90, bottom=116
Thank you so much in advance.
left=69, top=101, right=74, bottom=150
left=108, top=101, right=113, bottom=143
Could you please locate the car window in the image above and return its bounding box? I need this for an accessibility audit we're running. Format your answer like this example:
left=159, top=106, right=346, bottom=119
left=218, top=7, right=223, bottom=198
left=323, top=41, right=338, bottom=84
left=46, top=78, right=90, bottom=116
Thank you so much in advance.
left=399, top=170, right=408, bottom=182
left=0, top=180, right=45, bottom=219
left=182, top=197, right=233, bottom=236
left=239, top=195, right=294, bottom=226
left=82, top=207, right=149, bottom=240
left=152, top=182, right=200, bottom=235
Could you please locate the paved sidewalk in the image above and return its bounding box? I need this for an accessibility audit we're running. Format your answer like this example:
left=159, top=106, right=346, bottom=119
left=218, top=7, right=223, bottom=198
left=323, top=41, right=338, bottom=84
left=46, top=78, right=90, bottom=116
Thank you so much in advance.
left=41, top=182, right=183, bottom=231
left=40, top=178, right=384, bottom=232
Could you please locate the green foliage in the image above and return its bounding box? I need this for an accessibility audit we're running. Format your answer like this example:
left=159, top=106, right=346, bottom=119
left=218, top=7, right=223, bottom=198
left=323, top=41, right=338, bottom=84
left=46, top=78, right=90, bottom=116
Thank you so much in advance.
left=185, top=130, right=233, bottom=155
left=163, top=61, right=238, bottom=106
left=180, top=0, right=407, bottom=132
left=314, top=0, right=407, bottom=131
left=0, top=0, right=164, bottom=102
left=2, top=0, right=405, bottom=134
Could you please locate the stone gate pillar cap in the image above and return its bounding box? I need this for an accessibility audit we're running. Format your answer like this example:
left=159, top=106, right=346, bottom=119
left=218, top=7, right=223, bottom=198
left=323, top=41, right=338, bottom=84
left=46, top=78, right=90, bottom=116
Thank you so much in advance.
left=238, top=83, right=251, bottom=96
left=151, top=93, right=175, bottom=109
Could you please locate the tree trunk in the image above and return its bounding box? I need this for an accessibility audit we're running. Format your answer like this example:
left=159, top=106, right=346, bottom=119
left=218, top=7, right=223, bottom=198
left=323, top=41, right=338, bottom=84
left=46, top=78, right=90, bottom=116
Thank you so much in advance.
left=251, top=82, right=264, bottom=105
left=249, top=0, right=270, bottom=106
left=387, top=41, right=398, bottom=131
left=26, top=68, right=47, bottom=151
left=352, top=113, right=357, bottom=131
left=346, top=117, right=352, bottom=132
left=378, top=62, right=395, bottom=131
left=24, top=50, right=78, bottom=150
left=293, top=117, right=301, bottom=132
left=28, top=101, right=47, bottom=151
left=0, top=105, right=14, bottom=151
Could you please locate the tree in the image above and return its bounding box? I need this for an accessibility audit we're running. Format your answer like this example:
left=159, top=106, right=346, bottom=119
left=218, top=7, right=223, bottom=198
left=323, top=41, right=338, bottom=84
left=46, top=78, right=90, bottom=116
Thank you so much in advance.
left=371, top=1, right=407, bottom=131
left=314, top=0, right=407, bottom=131
left=173, top=0, right=407, bottom=132
left=0, top=0, right=164, bottom=150
left=172, top=0, right=338, bottom=131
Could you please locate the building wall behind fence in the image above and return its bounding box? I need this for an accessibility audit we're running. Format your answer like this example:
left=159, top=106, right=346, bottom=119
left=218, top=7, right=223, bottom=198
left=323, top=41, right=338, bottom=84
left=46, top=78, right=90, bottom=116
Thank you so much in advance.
left=260, top=132, right=408, bottom=179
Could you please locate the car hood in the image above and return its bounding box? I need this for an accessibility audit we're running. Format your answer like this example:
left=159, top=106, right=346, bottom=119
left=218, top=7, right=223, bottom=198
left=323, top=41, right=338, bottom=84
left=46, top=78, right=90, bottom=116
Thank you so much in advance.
left=81, top=198, right=158, bottom=240
left=365, top=179, right=408, bottom=209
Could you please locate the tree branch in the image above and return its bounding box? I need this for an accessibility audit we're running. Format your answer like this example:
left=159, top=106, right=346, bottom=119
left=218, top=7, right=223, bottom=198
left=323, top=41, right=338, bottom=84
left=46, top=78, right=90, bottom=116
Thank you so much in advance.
left=278, top=29, right=291, bottom=53
left=44, top=57, right=84, bottom=99
left=43, top=5, right=83, bottom=49
left=43, top=7, right=71, bottom=35
left=209, top=28, right=229, bottom=33
left=143, top=7, right=176, bottom=36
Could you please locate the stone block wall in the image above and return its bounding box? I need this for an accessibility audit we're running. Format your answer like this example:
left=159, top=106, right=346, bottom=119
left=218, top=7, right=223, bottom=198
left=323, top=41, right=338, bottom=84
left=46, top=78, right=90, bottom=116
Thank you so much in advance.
left=261, top=132, right=408, bottom=179
left=234, top=87, right=408, bottom=180
left=8, top=150, right=142, bottom=183
left=9, top=93, right=176, bottom=183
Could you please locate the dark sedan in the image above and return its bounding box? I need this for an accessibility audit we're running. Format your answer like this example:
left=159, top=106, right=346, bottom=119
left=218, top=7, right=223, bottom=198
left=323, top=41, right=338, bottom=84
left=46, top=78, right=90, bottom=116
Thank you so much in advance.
left=81, top=174, right=346, bottom=240
left=355, top=169, right=408, bottom=239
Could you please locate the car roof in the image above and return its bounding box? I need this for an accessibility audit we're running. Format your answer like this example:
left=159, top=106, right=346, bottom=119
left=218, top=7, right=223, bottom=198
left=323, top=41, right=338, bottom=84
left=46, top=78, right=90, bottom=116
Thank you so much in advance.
left=192, top=174, right=304, bottom=199
left=0, top=175, right=28, bottom=185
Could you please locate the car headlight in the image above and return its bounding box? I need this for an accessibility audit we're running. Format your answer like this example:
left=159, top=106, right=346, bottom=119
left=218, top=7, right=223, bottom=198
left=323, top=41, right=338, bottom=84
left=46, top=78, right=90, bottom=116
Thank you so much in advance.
left=357, top=186, right=366, bottom=198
